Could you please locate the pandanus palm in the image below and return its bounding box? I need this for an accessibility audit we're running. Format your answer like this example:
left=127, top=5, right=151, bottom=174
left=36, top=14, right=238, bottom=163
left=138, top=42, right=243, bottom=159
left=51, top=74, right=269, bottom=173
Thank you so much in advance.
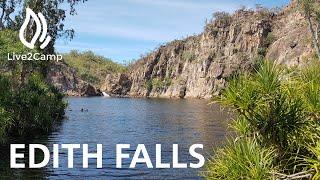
left=206, top=60, right=320, bottom=179
left=217, top=61, right=307, bottom=151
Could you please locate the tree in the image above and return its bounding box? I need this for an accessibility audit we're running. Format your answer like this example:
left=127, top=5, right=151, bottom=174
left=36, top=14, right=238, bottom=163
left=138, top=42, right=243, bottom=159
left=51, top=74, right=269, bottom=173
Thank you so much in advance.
left=20, top=0, right=87, bottom=54
left=1, top=0, right=86, bottom=53
left=0, top=0, right=22, bottom=30
left=0, top=29, right=32, bottom=87
left=213, top=11, right=231, bottom=26
left=299, top=0, right=320, bottom=59
left=0, top=0, right=86, bottom=85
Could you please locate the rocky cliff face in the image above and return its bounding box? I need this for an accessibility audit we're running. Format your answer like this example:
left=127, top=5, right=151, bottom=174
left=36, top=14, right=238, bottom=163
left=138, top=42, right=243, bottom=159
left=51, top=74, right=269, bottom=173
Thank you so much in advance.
left=266, top=2, right=313, bottom=66
left=101, top=73, right=131, bottom=96
left=46, top=61, right=101, bottom=97
left=102, top=1, right=314, bottom=99
left=128, top=10, right=273, bottom=99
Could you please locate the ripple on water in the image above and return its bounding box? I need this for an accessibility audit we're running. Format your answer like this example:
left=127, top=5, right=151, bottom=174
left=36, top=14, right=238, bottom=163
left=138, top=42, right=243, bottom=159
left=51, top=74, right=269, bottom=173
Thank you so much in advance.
left=0, top=97, right=231, bottom=179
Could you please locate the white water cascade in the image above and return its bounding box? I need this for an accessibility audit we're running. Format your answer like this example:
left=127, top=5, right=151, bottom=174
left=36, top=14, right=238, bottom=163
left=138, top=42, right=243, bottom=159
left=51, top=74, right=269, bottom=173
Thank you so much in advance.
left=102, top=92, right=110, bottom=97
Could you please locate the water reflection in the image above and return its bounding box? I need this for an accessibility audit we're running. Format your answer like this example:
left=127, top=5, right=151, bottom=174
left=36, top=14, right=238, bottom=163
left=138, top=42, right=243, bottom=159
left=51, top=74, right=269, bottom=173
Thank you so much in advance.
left=0, top=97, right=230, bottom=179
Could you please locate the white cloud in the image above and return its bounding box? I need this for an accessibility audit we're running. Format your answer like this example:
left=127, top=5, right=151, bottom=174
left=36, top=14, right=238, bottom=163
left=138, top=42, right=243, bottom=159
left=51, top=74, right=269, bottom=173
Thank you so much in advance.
left=57, top=0, right=290, bottom=60
left=62, top=0, right=241, bottom=42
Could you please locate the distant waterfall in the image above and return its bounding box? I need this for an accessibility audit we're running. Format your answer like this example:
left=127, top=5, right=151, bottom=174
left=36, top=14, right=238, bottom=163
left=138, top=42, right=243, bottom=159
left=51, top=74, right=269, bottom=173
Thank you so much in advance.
left=102, top=92, right=110, bottom=97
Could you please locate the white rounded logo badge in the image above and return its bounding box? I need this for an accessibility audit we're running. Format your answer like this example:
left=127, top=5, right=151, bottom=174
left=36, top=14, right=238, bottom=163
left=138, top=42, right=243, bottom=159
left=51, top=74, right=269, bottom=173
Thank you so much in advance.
left=19, top=8, right=51, bottom=49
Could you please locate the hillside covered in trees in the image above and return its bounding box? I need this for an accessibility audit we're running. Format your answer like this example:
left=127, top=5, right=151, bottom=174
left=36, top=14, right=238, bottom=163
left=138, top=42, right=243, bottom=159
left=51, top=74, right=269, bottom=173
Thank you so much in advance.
left=63, top=50, right=126, bottom=88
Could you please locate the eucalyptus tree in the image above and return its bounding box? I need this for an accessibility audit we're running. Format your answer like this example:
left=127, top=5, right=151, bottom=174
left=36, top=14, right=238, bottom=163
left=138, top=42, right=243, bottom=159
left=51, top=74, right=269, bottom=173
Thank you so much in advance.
left=298, top=0, right=320, bottom=59
left=2, top=0, right=86, bottom=84
left=1, top=0, right=87, bottom=52
left=0, top=0, right=22, bottom=30
left=20, top=0, right=87, bottom=54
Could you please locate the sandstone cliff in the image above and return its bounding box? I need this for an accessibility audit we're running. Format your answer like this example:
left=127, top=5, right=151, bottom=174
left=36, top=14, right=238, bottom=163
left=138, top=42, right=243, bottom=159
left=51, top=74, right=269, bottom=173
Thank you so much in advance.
left=128, top=10, right=273, bottom=99
left=102, top=1, right=314, bottom=99
left=46, top=61, right=101, bottom=97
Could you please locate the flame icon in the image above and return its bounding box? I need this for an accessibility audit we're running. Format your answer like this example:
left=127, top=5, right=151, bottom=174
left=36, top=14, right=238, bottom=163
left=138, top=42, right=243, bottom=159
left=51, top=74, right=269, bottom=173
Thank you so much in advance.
left=19, top=8, right=51, bottom=49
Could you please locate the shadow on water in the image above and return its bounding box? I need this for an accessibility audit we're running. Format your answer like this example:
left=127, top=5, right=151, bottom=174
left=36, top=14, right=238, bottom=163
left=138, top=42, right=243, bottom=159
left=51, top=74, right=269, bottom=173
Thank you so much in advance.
left=0, top=118, right=66, bottom=179
left=0, top=97, right=231, bottom=179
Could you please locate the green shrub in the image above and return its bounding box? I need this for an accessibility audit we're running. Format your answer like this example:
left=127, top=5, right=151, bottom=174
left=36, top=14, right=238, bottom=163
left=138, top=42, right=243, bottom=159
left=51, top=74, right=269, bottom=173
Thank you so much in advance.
left=208, top=60, right=320, bottom=178
left=229, top=116, right=251, bottom=136
left=298, top=61, right=320, bottom=117
left=0, top=74, right=66, bottom=141
left=203, top=138, right=276, bottom=180
left=213, top=12, right=232, bottom=26
left=0, top=29, right=67, bottom=142
left=265, top=33, right=276, bottom=47
left=217, top=61, right=309, bottom=151
left=0, top=30, right=26, bottom=59
left=145, top=77, right=172, bottom=92
left=0, top=76, right=13, bottom=142
left=11, top=74, right=66, bottom=135
left=181, top=51, right=196, bottom=62
left=145, top=79, right=153, bottom=92
left=303, top=142, right=320, bottom=180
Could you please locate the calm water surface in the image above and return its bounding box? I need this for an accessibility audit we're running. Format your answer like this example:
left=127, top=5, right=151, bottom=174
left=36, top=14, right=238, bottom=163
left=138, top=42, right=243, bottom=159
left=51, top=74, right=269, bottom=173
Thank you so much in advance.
left=0, top=97, right=230, bottom=179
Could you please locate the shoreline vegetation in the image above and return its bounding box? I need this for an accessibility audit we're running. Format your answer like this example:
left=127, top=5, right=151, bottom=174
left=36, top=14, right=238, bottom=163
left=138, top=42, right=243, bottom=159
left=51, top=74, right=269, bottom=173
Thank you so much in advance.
left=203, top=60, right=320, bottom=179
left=0, top=0, right=86, bottom=143
left=203, top=1, right=320, bottom=179
left=0, top=0, right=320, bottom=179
left=0, top=30, right=66, bottom=143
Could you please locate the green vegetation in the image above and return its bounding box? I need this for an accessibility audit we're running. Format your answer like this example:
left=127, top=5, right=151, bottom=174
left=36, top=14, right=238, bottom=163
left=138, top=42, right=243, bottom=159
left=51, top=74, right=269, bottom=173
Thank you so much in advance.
left=205, top=11, right=231, bottom=33
left=154, top=77, right=172, bottom=89
left=181, top=51, right=196, bottom=62
left=0, top=74, right=66, bottom=141
left=204, top=60, right=320, bottom=179
left=145, top=77, right=172, bottom=92
left=0, top=30, right=66, bottom=142
left=298, top=0, right=320, bottom=60
left=63, top=50, right=127, bottom=87
left=264, top=32, right=276, bottom=47
left=0, top=0, right=84, bottom=143
left=212, top=12, right=232, bottom=26
left=204, top=138, right=276, bottom=180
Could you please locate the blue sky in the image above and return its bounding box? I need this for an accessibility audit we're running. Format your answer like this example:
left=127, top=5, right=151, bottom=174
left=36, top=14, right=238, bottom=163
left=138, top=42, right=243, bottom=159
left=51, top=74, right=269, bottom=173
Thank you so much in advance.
left=55, top=0, right=290, bottom=63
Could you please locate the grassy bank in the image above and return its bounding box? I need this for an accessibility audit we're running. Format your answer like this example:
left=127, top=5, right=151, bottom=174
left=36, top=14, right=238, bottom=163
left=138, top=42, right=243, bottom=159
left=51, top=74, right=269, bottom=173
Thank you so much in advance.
left=203, top=60, right=320, bottom=179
